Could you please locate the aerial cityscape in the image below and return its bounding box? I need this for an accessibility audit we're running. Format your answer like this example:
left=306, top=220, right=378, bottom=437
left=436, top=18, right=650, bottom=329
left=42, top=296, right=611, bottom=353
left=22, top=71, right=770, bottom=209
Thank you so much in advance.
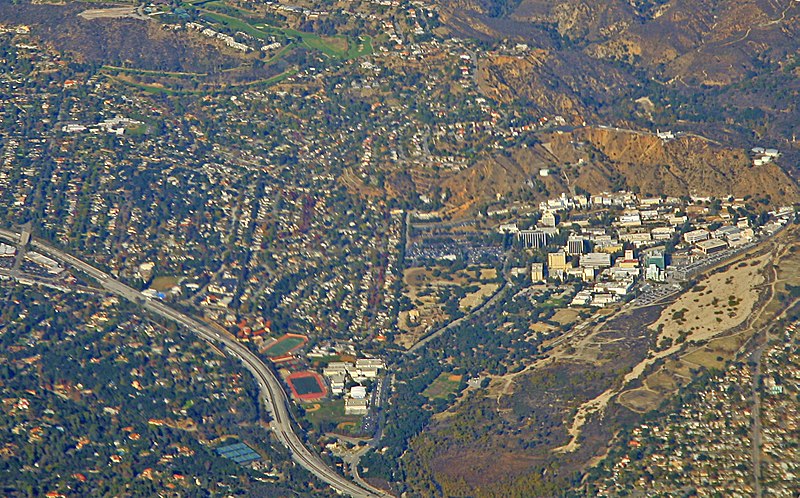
left=0, top=0, right=799, bottom=496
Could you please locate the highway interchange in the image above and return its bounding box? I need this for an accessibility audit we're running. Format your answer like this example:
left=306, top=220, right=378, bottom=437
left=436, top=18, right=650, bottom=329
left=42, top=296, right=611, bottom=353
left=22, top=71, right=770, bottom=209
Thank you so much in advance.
left=0, top=227, right=386, bottom=498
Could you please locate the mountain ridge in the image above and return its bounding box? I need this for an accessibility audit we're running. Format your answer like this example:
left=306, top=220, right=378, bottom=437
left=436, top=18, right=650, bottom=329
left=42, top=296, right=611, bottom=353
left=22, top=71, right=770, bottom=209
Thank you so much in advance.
left=437, top=126, right=799, bottom=216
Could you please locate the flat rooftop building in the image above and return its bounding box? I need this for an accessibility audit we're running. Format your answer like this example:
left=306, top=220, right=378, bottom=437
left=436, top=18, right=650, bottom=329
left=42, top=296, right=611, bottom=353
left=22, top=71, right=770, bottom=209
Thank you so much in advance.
left=0, top=243, right=16, bottom=256
left=696, top=238, right=727, bottom=255
left=345, top=397, right=368, bottom=415
left=548, top=251, right=568, bottom=271
left=531, top=263, right=544, bottom=282
left=580, top=252, right=612, bottom=268
left=684, top=229, right=710, bottom=244
left=651, top=226, right=675, bottom=241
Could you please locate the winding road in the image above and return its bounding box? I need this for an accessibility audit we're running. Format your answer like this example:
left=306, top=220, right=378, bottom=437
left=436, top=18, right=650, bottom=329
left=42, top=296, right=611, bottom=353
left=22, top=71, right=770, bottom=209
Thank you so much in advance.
left=0, top=227, right=385, bottom=498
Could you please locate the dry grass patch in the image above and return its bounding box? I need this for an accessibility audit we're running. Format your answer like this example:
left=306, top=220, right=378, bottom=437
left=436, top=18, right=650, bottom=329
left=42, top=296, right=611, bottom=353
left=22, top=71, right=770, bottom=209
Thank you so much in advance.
left=645, top=371, right=681, bottom=393
left=551, top=308, right=582, bottom=326
left=398, top=266, right=465, bottom=345
left=669, top=359, right=697, bottom=379
left=616, top=230, right=800, bottom=423
left=150, top=275, right=181, bottom=292
left=650, top=253, right=769, bottom=346
left=707, top=333, right=747, bottom=354
left=529, top=322, right=555, bottom=334
left=618, top=388, right=662, bottom=412
left=459, top=283, right=499, bottom=310
left=479, top=268, right=498, bottom=280
left=682, top=347, right=727, bottom=369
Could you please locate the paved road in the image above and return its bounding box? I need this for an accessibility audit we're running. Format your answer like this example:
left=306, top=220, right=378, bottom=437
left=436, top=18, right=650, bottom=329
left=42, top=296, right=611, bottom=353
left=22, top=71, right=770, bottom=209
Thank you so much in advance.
left=0, top=228, right=382, bottom=498
left=749, top=326, right=772, bottom=498
left=10, top=222, right=30, bottom=275
left=404, top=211, right=412, bottom=254
left=751, top=351, right=763, bottom=498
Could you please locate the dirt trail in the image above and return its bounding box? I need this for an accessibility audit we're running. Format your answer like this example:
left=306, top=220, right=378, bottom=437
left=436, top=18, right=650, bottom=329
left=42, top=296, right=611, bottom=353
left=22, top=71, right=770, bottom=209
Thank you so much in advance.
left=493, top=319, right=598, bottom=404
left=555, top=232, right=791, bottom=453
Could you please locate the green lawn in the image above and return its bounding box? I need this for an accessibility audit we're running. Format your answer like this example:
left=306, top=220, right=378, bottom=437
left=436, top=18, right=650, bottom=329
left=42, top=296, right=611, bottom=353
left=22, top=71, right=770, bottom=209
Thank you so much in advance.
left=263, top=335, right=306, bottom=357
left=125, top=122, right=149, bottom=137
left=201, top=7, right=371, bottom=59
left=304, top=399, right=343, bottom=422
left=203, top=10, right=272, bottom=40
left=303, top=399, right=363, bottom=432
left=297, top=33, right=348, bottom=58
left=346, top=36, right=374, bottom=59
left=310, top=355, right=343, bottom=366
left=423, top=373, right=462, bottom=400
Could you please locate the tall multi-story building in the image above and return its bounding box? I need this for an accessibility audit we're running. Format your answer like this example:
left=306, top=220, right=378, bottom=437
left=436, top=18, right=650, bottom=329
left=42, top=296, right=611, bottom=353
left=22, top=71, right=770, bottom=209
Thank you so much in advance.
left=531, top=263, right=544, bottom=282
left=548, top=251, right=568, bottom=271
left=645, top=251, right=666, bottom=270
left=517, top=230, right=549, bottom=248
left=566, top=236, right=586, bottom=255
left=541, top=210, right=558, bottom=228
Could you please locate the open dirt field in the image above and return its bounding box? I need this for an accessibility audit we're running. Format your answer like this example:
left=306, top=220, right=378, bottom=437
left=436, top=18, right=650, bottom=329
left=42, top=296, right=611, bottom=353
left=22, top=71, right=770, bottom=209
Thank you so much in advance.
left=650, top=253, right=769, bottom=345
left=617, top=388, right=662, bottom=412
left=150, top=275, right=180, bottom=292
left=556, top=230, right=800, bottom=448
left=79, top=7, right=146, bottom=20
left=551, top=308, right=582, bottom=326
left=459, top=283, right=499, bottom=310
left=529, top=322, right=556, bottom=334
left=616, top=227, right=800, bottom=413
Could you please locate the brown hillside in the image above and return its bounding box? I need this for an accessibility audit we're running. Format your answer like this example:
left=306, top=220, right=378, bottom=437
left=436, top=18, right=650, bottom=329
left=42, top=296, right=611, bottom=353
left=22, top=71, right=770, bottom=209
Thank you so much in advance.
left=438, top=127, right=799, bottom=217
left=439, top=143, right=569, bottom=215
left=442, top=0, right=800, bottom=87
left=434, top=0, right=800, bottom=145
left=474, top=50, right=635, bottom=121
left=617, top=0, right=800, bottom=86
left=566, top=128, right=800, bottom=202
left=0, top=3, right=237, bottom=73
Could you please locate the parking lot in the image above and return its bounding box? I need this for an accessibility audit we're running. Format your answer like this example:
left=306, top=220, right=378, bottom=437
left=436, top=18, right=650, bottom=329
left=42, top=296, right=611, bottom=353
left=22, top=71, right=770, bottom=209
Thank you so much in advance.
left=630, top=282, right=683, bottom=307
left=672, top=242, right=757, bottom=280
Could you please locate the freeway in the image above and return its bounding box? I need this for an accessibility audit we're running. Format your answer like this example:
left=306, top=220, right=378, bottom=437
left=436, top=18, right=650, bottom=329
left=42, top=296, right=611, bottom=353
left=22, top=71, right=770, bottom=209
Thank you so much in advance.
left=0, top=228, right=383, bottom=498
